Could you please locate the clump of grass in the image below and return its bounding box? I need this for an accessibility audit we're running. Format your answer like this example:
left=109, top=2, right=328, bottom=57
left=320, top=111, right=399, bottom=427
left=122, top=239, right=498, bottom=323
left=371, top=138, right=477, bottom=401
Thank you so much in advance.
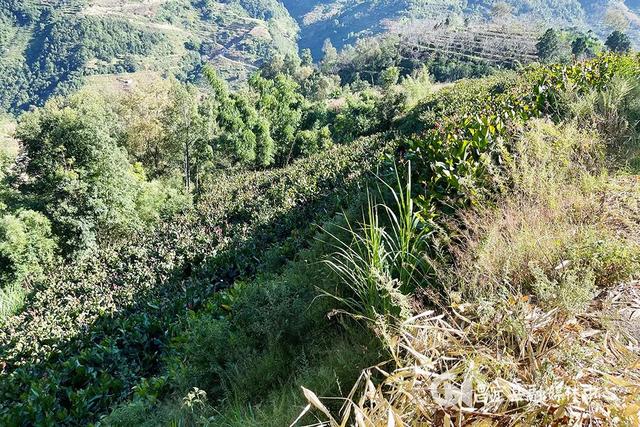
left=101, top=386, right=215, bottom=427
left=529, top=263, right=595, bottom=313
left=320, top=163, right=432, bottom=329
left=568, top=75, right=640, bottom=170
left=509, top=118, right=605, bottom=204
left=0, top=284, right=26, bottom=322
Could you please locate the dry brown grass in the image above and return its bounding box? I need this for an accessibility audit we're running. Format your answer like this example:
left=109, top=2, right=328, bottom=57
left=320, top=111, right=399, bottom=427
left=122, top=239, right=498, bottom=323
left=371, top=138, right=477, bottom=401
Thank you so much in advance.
left=452, top=120, right=639, bottom=302
left=299, top=298, right=640, bottom=426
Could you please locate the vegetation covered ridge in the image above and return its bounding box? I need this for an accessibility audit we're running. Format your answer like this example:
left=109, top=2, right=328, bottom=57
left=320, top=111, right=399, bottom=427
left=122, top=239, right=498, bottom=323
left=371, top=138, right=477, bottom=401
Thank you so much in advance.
left=0, top=0, right=299, bottom=112
left=0, top=37, right=639, bottom=427
left=301, top=54, right=640, bottom=425
left=103, top=53, right=639, bottom=426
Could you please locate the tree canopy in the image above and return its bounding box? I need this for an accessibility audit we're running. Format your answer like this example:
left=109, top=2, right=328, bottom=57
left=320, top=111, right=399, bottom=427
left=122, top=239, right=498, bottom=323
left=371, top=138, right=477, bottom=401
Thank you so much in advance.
left=606, top=30, right=632, bottom=53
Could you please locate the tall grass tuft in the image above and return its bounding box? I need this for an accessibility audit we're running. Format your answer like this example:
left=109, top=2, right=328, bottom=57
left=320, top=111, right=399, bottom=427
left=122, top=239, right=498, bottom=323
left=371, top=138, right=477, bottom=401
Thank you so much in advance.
left=0, top=284, right=26, bottom=323
left=320, top=163, right=431, bottom=328
left=569, top=76, right=640, bottom=170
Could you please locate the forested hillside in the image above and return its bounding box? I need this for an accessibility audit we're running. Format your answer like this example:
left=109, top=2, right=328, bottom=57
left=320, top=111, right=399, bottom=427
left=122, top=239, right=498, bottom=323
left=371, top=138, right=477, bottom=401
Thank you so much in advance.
left=2, top=0, right=640, bottom=113
left=0, top=0, right=298, bottom=112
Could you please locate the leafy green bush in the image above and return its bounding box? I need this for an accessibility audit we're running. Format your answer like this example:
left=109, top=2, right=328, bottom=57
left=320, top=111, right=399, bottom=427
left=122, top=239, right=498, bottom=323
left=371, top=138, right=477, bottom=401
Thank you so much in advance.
left=134, top=174, right=192, bottom=226
left=0, top=209, right=55, bottom=319
left=170, top=274, right=322, bottom=401
left=333, top=89, right=402, bottom=143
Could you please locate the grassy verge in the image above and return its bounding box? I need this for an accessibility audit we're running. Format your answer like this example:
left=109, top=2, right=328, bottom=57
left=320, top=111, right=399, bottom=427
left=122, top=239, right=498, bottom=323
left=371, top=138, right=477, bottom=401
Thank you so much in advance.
left=304, top=105, right=640, bottom=425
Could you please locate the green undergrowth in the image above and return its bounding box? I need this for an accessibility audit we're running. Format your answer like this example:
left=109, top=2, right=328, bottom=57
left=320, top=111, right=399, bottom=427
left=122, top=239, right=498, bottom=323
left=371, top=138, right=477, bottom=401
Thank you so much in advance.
left=107, top=333, right=379, bottom=427
left=101, top=169, right=411, bottom=426
left=0, top=135, right=390, bottom=425
left=104, top=247, right=384, bottom=426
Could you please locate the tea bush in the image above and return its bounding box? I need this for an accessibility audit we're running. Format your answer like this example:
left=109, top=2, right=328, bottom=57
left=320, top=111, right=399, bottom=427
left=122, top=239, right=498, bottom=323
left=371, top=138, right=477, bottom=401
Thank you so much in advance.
left=0, top=135, right=390, bottom=425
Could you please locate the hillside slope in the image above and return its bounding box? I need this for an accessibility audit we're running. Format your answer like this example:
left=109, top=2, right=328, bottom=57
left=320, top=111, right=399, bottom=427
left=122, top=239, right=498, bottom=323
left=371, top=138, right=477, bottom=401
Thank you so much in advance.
left=0, top=0, right=298, bottom=112
left=285, top=0, right=640, bottom=58
left=0, top=15, right=638, bottom=420
left=2, top=0, right=640, bottom=112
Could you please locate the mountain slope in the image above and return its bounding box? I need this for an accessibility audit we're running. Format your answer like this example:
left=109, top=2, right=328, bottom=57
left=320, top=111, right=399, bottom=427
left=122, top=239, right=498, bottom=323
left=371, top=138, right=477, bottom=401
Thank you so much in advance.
left=0, top=0, right=298, bottom=112
left=1, top=0, right=640, bottom=113
left=284, top=0, right=640, bottom=58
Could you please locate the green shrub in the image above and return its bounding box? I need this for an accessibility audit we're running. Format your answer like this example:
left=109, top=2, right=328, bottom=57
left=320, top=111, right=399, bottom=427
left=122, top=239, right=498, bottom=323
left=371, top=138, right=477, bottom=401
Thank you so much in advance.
left=568, top=232, right=640, bottom=288
left=333, top=90, right=395, bottom=143
left=0, top=209, right=55, bottom=320
left=530, top=264, right=596, bottom=313
left=171, top=272, right=322, bottom=401
left=134, top=172, right=192, bottom=226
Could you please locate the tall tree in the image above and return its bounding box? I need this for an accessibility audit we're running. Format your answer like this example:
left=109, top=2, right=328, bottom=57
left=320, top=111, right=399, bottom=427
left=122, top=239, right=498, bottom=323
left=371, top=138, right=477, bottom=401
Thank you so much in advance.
left=300, top=48, right=314, bottom=67
left=536, top=29, right=560, bottom=63
left=250, top=73, right=305, bottom=165
left=118, top=79, right=174, bottom=177
left=204, top=66, right=256, bottom=166
left=16, top=95, right=142, bottom=253
left=605, top=31, right=632, bottom=53
left=380, top=66, right=400, bottom=90
left=572, top=36, right=588, bottom=60
left=254, top=116, right=275, bottom=167
left=321, top=39, right=338, bottom=73
left=164, top=82, right=214, bottom=193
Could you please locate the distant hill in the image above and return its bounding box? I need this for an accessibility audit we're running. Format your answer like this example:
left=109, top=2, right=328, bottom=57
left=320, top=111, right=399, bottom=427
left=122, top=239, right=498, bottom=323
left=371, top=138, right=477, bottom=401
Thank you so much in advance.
left=1, top=0, right=639, bottom=112
left=0, top=0, right=298, bottom=112
left=284, top=0, right=640, bottom=58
